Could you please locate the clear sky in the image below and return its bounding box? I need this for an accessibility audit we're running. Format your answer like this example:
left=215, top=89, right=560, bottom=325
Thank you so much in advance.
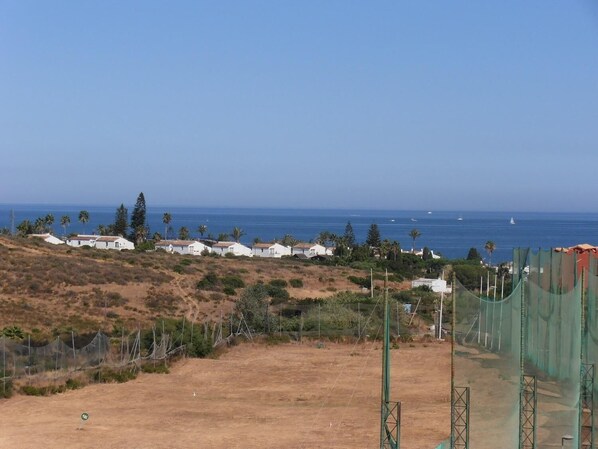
left=1, top=1, right=597, bottom=212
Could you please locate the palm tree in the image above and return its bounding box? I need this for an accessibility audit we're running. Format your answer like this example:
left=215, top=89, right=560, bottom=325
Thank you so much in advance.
left=162, top=213, right=172, bottom=239
left=178, top=226, right=190, bottom=240
left=79, top=210, right=89, bottom=234
left=231, top=227, right=246, bottom=243
left=44, top=214, right=55, bottom=233
left=390, top=241, right=400, bottom=261
left=198, top=224, right=208, bottom=238
left=409, top=228, right=421, bottom=253
left=60, top=215, right=71, bottom=236
left=485, top=241, right=496, bottom=267
left=134, top=225, right=148, bottom=245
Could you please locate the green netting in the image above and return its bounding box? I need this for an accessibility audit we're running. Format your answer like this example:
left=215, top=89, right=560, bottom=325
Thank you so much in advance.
left=448, top=247, right=585, bottom=449
left=585, top=256, right=598, bottom=444
left=264, top=300, right=405, bottom=341
left=453, top=278, right=522, bottom=449
left=526, top=275, right=581, bottom=448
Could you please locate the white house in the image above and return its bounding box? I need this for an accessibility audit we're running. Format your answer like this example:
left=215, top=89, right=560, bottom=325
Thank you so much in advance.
left=155, top=239, right=211, bottom=256
left=413, top=248, right=442, bottom=259
left=94, top=236, right=135, bottom=251
left=251, top=242, right=291, bottom=258
left=411, top=278, right=451, bottom=293
left=30, top=233, right=64, bottom=245
left=292, top=243, right=327, bottom=258
left=211, top=241, right=252, bottom=257
left=66, top=235, right=98, bottom=248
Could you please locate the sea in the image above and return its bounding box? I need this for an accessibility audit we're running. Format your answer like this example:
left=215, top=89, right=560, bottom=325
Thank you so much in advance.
left=1, top=204, right=597, bottom=265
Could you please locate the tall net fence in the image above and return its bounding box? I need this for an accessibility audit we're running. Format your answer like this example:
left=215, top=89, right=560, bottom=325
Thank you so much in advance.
left=443, top=248, right=597, bottom=449
left=453, top=278, right=522, bottom=449
left=0, top=328, right=188, bottom=395
left=222, top=299, right=412, bottom=344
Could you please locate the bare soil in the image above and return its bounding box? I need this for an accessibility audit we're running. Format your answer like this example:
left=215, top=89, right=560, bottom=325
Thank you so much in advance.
left=0, top=237, right=408, bottom=335
left=0, top=341, right=450, bottom=449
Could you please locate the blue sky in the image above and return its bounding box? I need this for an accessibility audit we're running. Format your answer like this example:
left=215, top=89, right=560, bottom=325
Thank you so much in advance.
left=1, top=1, right=597, bottom=212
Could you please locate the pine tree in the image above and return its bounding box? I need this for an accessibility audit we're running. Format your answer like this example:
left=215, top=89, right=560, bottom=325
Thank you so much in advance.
left=113, top=204, right=128, bottom=237
left=129, top=192, right=147, bottom=243
left=343, top=221, right=356, bottom=247
left=366, top=223, right=381, bottom=248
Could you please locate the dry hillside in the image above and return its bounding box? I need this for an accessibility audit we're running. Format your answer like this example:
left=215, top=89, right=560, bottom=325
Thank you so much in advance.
left=0, top=237, right=408, bottom=336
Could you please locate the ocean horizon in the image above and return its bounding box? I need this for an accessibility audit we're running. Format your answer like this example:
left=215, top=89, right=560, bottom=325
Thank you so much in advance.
left=2, top=203, right=597, bottom=264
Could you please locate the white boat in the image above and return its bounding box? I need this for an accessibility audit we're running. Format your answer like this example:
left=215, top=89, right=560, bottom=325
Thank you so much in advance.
left=410, top=218, right=417, bottom=222
left=510, top=217, right=515, bottom=225
left=457, top=215, right=463, bottom=221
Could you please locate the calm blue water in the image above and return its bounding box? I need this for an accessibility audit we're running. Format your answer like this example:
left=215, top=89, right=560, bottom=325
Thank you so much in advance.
left=1, top=204, right=597, bottom=264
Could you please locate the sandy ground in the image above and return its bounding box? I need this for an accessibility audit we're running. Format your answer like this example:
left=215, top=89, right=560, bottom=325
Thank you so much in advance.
left=0, top=341, right=450, bottom=449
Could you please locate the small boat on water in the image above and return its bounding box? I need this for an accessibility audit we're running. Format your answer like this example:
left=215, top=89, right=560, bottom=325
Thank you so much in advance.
left=510, top=217, right=515, bottom=225
left=457, top=215, right=463, bottom=221
left=410, top=218, right=417, bottom=222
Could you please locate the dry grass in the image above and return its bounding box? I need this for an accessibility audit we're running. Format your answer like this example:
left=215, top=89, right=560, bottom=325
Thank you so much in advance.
left=0, top=237, right=406, bottom=336
left=0, top=341, right=451, bottom=449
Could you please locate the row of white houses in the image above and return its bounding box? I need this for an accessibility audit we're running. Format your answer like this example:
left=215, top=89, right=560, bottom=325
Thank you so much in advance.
left=155, top=239, right=334, bottom=258
left=30, top=233, right=334, bottom=259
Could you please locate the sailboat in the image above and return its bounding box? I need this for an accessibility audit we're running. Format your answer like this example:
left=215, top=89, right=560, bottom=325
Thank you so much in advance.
left=510, top=217, right=515, bottom=225
left=380, top=272, right=400, bottom=449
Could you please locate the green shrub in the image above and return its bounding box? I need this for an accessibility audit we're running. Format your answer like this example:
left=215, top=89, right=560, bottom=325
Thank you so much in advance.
left=266, top=285, right=290, bottom=301
left=0, top=379, right=13, bottom=398
left=265, top=334, right=291, bottom=345
left=222, top=275, right=245, bottom=289
left=91, top=368, right=138, bottom=383
left=289, top=278, right=304, bottom=288
left=141, top=363, right=170, bottom=374
left=65, top=378, right=84, bottom=390
left=197, top=272, right=219, bottom=290
left=20, top=384, right=67, bottom=396
left=269, top=279, right=287, bottom=288
left=347, top=275, right=370, bottom=288
left=223, top=286, right=236, bottom=296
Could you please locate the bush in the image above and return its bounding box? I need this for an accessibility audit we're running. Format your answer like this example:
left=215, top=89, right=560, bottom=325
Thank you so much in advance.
left=347, top=275, right=371, bottom=288
left=197, top=272, right=219, bottom=290
left=223, top=286, right=236, bottom=296
left=141, top=363, right=170, bottom=374
left=266, top=285, right=290, bottom=302
left=0, top=379, right=13, bottom=398
left=289, top=278, right=304, bottom=288
left=269, top=279, right=287, bottom=288
left=65, top=378, right=84, bottom=390
left=265, top=334, right=291, bottom=345
left=20, top=384, right=67, bottom=396
left=91, top=368, right=138, bottom=383
left=222, top=275, right=245, bottom=289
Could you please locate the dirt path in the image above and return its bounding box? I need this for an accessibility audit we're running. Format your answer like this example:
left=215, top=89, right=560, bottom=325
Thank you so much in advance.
left=0, top=341, right=450, bottom=449
left=173, top=275, right=202, bottom=322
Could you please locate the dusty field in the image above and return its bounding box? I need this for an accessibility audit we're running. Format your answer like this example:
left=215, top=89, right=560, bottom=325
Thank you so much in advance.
left=0, top=341, right=450, bottom=449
